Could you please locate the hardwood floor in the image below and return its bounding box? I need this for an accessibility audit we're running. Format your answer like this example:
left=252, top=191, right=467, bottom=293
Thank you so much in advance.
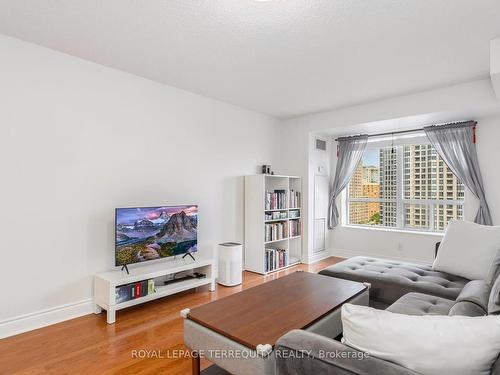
left=0, top=257, right=342, bottom=375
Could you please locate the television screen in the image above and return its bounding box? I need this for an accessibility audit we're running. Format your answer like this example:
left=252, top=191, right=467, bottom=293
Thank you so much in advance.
left=115, top=205, right=198, bottom=266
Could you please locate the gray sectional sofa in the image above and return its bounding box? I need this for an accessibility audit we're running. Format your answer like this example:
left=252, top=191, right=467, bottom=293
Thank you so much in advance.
left=275, top=255, right=500, bottom=375
left=318, top=256, right=469, bottom=309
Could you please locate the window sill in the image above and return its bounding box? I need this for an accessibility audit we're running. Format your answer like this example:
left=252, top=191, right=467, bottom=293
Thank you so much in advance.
left=341, top=224, right=444, bottom=237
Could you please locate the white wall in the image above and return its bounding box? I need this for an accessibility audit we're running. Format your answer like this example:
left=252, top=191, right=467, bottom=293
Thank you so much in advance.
left=0, top=35, right=282, bottom=335
left=281, top=79, right=500, bottom=265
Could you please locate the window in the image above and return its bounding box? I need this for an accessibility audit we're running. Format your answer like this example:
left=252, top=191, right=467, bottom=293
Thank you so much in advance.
left=346, top=142, right=464, bottom=232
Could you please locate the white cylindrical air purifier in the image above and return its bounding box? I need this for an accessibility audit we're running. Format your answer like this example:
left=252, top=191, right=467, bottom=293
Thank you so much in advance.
left=217, top=242, right=243, bottom=286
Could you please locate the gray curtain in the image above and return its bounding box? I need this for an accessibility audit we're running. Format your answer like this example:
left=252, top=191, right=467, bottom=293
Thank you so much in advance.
left=424, top=121, right=492, bottom=225
left=328, top=135, right=368, bottom=229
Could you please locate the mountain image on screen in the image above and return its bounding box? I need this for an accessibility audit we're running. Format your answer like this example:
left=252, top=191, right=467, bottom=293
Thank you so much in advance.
left=115, top=205, right=198, bottom=266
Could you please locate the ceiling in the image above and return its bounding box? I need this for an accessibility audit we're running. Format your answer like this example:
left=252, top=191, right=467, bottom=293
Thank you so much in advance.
left=1, top=1, right=500, bottom=119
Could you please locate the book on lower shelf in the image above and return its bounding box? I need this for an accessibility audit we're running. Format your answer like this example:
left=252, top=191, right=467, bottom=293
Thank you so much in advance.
left=265, top=221, right=288, bottom=242
left=265, top=248, right=288, bottom=272
left=289, top=219, right=302, bottom=237
left=115, top=279, right=155, bottom=304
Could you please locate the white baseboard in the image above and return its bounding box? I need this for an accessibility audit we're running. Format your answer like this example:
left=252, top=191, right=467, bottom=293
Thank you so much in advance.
left=331, top=248, right=432, bottom=265
left=303, top=250, right=332, bottom=264
left=0, top=299, right=94, bottom=339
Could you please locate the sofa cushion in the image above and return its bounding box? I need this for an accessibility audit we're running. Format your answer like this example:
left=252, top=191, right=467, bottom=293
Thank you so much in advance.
left=341, top=303, right=500, bottom=375
left=386, top=292, right=454, bottom=316
left=486, top=250, right=500, bottom=287
left=449, top=301, right=487, bottom=317
left=432, top=220, right=500, bottom=280
left=454, top=280, right=490, bottom=312
left=319, top=256, right=469, bottom=306
left=489, top=273, right=500, bottom=315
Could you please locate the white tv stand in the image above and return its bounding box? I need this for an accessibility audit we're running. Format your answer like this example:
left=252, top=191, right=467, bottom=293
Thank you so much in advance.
left=94, top=256, right=215, bottom=324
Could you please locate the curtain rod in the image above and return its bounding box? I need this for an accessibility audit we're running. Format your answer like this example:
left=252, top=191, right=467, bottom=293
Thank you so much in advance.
left=334, top=120, right=477, bottom=142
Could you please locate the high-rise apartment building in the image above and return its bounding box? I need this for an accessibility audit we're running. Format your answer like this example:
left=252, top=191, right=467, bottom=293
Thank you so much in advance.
left=379, top=147, right=397, bottom=227
left=363, top=166, right=380, bottom=184
left=349, top=163, right=381, bottom=225
left=363, top=183, right=380, bottom=220
left=403, top=144, right=463, bottom=230
left=349, top=162, right=364, bottom=198
left=349, top=162, right=369, bottom=224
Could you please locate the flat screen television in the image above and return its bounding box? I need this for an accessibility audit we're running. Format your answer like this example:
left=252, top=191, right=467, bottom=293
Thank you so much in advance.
left=115, top=205, right=198, bottom=266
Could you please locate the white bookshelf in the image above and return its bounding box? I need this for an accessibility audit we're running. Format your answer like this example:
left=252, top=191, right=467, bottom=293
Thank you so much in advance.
left=244, top=174, right=302, bottom=274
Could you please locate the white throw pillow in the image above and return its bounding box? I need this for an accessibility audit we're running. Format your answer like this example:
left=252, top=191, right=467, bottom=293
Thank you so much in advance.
left=341, top=304, right=500, bottom=375
left=432, top=220, right=500, bottom=280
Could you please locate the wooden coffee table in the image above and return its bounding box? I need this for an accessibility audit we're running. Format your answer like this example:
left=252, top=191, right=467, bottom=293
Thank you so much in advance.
left=183, top=271, right=368, bottom=375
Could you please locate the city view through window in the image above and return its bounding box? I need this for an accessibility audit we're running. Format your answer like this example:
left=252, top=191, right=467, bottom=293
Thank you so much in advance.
left=347, top=144, right=464, bottom=231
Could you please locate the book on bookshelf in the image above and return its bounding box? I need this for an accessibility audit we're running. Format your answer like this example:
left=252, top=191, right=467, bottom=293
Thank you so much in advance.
left=148, top=279, right=155, bottom=294
left=265, top=221, right=288, bottom=242
left=265, top=248, right=288, bottom=272
left=289, top=190, right=301, bottom=208
left=141, top=280, right=148, bottom=296
left=289, top=209, right=300, bottom=219
left=116, top=285, right=131, bottom=304
left=265, top=211, right=288, bottom=220
left=115, top=279, right=154, bottom=303
left=289, top=219, right=302, bottom=237
left=265, top=189, right=287, bottom=210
